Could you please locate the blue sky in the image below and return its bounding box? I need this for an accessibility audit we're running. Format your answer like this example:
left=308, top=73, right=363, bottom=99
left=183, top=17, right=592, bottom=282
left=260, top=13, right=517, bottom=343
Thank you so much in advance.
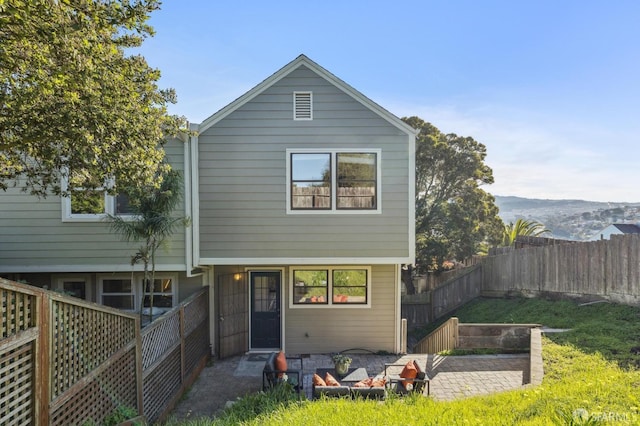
left=139, top=1, right=640, bottom=202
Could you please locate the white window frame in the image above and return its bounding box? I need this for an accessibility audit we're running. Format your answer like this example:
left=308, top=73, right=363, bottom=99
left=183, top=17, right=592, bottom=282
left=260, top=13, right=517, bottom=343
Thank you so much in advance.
left=54, top=275, right=92, bottom=301
left=97, top=273, right=177, bottom=313
left=286, top=148, right=382, bottom=215
left=288, top=266, right=372, bottom=309
left=98, top=274, right=137, bottom=312
left=61, top=174, right=136, bottom=222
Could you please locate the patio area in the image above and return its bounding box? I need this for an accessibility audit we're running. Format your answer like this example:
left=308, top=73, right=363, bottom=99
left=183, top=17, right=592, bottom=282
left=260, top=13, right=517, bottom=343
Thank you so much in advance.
left=168, top=352, right=531, bottom=421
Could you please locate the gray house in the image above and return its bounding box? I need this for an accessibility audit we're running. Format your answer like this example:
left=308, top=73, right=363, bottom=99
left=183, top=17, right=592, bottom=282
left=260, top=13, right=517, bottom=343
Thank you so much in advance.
left=0, top=55, right=416, bottom=357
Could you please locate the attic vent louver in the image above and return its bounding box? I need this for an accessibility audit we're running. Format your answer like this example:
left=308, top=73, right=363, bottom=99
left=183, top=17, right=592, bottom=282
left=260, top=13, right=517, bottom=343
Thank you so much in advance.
left=294, top=91, right=312, bottom=120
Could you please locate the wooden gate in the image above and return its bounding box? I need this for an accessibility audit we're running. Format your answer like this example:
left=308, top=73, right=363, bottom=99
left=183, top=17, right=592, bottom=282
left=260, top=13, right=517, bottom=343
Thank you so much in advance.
left=216, top=273, right=248, bottom=358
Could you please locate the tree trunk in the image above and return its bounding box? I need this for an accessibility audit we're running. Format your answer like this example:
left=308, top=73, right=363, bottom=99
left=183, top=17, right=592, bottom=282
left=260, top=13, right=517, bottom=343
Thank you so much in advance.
left=402, top=264, right=416, bottom=295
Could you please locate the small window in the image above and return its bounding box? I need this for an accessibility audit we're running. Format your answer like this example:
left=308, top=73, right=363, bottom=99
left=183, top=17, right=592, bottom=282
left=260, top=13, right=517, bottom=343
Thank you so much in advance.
left=290, top=153, right=331, bottom=209
left=101, top=278, right=135, bottom=310
left=332, top=269, right=368, bottom=304
left=337, top=153, right=377, bottom=209
left=292, top=270, right=328, bottom=304
left=294, top=91, right=312, bottom=120
left=62, top=172, right=135, bottom=221
left=62, top=280, right=87, bottom=299
left=70, top=188, right=107, bottom=215
left=142, top=278, right=174, bottom=308
left=114, top=193, right=134, bottom=215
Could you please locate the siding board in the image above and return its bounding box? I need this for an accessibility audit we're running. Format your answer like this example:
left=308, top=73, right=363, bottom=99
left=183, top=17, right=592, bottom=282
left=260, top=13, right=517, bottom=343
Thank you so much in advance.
left=0, top=139, right=187, bottom=270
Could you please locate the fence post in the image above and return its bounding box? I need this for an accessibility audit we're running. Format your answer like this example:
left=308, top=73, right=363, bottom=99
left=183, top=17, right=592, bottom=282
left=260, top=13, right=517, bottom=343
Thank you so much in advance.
left=400, top=318, right=407, bottom=354
left=35, top=292, right=50, bottom=426
left=135, top=316, right=143, bottom=417
left=180, top=306, right=186, bottom=382
left=452, top=317, right=459, bottom=349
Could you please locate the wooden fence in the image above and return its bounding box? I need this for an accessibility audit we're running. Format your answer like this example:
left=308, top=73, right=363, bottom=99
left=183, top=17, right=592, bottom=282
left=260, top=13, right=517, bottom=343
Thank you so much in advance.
left=402, top=266, right=482, bottom=329
left=0, top=278, right=209, bottom=425
left=482, top=234, right=640, bottom=305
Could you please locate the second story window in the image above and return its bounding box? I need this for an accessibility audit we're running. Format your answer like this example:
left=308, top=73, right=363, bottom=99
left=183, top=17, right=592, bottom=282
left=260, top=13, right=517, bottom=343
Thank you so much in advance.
left=287, top=149, right=381, bottom=214
left=290, top=153, right=331, bottom=209
left=61, top=170, right=135, bottom=221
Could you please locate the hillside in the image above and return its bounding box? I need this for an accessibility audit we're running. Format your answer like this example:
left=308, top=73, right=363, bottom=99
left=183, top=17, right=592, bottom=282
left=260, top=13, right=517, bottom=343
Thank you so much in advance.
left=493, top=195, right=640, bottom=241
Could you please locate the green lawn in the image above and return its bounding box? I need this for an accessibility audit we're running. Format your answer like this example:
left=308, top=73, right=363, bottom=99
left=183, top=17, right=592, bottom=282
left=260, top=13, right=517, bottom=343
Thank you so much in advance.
left=172, top=298, right=640, bottom=425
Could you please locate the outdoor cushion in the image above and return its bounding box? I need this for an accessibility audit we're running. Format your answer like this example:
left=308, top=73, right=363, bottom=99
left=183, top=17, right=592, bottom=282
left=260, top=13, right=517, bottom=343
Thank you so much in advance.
left=400, top=361, right=418, bottom=388
left=312, top=373, right=326, bottom=387
left=353, top=377, right=373, bottom=387
left=324, top=372, right=340, bottom=386
left=274, top=351, right=287, bottom=377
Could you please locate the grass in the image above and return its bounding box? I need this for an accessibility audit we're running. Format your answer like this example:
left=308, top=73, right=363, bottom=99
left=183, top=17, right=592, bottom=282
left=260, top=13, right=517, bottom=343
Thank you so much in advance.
left=171, top=297, right=640, bottom=425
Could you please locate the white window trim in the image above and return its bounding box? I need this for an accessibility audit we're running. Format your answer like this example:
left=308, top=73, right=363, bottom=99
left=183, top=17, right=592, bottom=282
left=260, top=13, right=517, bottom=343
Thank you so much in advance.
left=54, top=275, right=92, bottom=301
left=288, top=266, right=372, bottom=309
left=97, top=273, right=177, bottom=312
left=286, top=148, right=382, bottom=215
left=61, top=174, right=137, bottom=222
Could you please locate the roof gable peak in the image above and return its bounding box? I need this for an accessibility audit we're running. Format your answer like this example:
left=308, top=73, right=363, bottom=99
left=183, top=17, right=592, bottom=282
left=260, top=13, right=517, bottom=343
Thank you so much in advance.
left=196, top=54, right=416, bottom=136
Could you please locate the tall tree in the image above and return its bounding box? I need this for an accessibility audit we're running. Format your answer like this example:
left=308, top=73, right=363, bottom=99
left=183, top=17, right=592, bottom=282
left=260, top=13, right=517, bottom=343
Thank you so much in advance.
left=107, top=169, right=189, bottom=323
left=402, top=117, right=503, bottom=293
left=0, top=0, right=185, bottom=197
left=502, top=218, right=550, bottom=246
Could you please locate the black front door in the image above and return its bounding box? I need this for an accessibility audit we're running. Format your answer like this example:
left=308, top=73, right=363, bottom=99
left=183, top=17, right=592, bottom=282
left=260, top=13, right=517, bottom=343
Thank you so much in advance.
left=250, top=271, right=281, bottom=349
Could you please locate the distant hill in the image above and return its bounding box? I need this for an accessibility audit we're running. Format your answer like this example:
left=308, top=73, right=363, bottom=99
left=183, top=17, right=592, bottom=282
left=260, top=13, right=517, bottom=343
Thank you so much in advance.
left=493, top=196, right=640, bottom=241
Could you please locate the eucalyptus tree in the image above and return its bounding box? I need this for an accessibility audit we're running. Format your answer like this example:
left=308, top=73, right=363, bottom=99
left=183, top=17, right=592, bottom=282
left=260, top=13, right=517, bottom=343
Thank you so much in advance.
left=0, top=0, right=186, bottom=197
left=401, top=117, right=503, bottom=293
left=107, top=169, right=189, bottom=323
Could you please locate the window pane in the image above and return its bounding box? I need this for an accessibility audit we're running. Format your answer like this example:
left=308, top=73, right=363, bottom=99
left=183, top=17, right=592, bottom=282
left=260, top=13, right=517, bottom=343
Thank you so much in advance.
left=143, top=295, right=172, bottom=308
left=71, top=189, right=105, bottom=214
left=337, top=153, right=376, bottom=209
left=291, top=153, right=331, bottom=209
left=103, top=279, right=132, bottom=293
left=115, top=193, right=134, bottom=215
left=333, top=269, right=367, bottom=304
left=293, top=270, right=328, bottom=304
left=63, top=281, right=86, bottom=299
left=103, top=295, right=134, bottom=310
left=144, top=278, right=173, bottom=293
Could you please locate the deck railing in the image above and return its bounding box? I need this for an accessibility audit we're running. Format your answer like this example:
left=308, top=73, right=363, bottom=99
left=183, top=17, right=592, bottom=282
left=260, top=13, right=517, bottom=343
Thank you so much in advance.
left=413, top=317, right=459, bottom=354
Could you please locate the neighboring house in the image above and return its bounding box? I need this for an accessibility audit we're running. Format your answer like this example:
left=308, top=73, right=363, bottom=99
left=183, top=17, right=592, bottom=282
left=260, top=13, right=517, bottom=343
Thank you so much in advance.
left=592, top=223, right=640, bottom=240
left=0, top=55, right=416, bottom=356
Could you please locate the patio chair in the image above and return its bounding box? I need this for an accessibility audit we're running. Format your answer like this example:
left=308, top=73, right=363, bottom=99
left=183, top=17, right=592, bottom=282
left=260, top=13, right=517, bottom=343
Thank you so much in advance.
left=384, top=359, right=430, bottom=396
left=262, top=351, right=304, bottom=393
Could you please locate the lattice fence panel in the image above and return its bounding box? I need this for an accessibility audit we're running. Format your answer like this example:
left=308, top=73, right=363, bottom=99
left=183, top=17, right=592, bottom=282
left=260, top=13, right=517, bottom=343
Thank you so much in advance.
left=51, top=300, right=137, bottom=398
left=141, top=312, right=180, bottom=370
left=0, top=285, right=34, bottom=339
left=184, top=323, right=209, bottom=376
left=50, top=348, right=137, bottom=426
left=183, top=289, right=208, bottom=335
left=0, top=342, right=34, bottom=426
left=142, top=346, right=182, bottom=423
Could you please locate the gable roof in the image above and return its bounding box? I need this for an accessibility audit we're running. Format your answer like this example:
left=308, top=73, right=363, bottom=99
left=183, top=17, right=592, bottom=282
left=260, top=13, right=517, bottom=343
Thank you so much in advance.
left=611, top=223, right=640, bottom=234
left=196, top=54, right=417, bottom=136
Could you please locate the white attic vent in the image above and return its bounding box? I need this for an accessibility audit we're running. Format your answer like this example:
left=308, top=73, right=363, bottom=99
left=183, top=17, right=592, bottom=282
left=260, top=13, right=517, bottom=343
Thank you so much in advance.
left=294, top=91, right=312, bottom=120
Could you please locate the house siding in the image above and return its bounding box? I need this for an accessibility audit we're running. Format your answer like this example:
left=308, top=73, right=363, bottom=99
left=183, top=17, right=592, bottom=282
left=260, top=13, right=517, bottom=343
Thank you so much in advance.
left=198, top=65, right=411, bottom=261
left=0, top=138, right=188, bottom=272
left=284, top=264, right=397, bottom=354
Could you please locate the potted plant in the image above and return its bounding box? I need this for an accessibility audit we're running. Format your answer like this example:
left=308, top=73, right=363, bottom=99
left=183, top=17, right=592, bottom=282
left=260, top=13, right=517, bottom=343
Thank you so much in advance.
left=332, top=353, right=352, bottom=376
